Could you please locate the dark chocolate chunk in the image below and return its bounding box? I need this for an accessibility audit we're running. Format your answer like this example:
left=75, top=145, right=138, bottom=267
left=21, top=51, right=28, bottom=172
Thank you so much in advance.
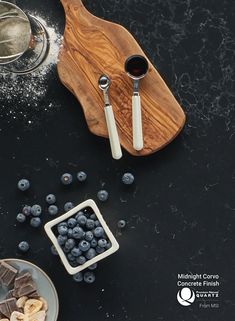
left=5, top=289, right=14, bottom=299
left=0, top=262, right=18, bottom=286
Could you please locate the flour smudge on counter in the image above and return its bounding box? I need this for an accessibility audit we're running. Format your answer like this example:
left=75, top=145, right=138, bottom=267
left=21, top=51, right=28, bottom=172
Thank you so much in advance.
left=0, top=13, right=62, bottom=125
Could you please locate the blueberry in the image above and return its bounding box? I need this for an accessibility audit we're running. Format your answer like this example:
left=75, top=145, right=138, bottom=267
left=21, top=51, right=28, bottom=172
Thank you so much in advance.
left=70, top=261, right=78, bottom=267
left=88, top=263, right=98, bottom=270
left=48, top=205, right=58, bottom=216
left=85, top=248, right=96, bottom=260
left=16, top=213, right=26, bottom=223
left=72, top=227, right=85, bottom=239
left=90, top=214, right=96, bottom=220
left=71, top=247, right=82, bottom=257
left=31, top=205, right=42, bottom=217
left=122, top=173, right=135, bottom=185
left=105, top=241, right=112, bottom=250
left=51, top=245, right=58, bottom=256
left=76, top=255, right=86, bottom=265
left=84, top=271, right=95, bottom=284
left=95, top=220, right=101, bottom=227
left=90, top=239, right=98, bottom=248
left=73, top=272, right=83, bottom=282
left=67, top=228, right=73, bottom=238
left=77, top=215, right=87, bottom=226
left=75, top=211, right=84, bottom=219
left=117, top=219, right=126, bottom=229
left=85, top=231, right=94, bottom=242
left=61, top=173, right=73, bottom=185
left=57, top=235, right=67, bottom=245
left=30, top=217, right=41, bottom=228
left=64, top=202, right=74, bottom=212
left=58, top=225, right=68, bottom=236
left=94, top=227, right=104, bottom=238
left=79, top=240, right=90, bottom=252
left=96, top=246, right=105, bottom=254
left=18, top=241, right=30, bottom=252
left=98, top=239, right=107, bottom=248
left=67, top=253, right=76, bottom=262
left=97, top=190, right=109, bottom=202
left=22, top=205, right=31, bottom=216
left=58, top=222, right=67, bottom=228
left=67, top=218, right=77, bottom=228
left=77, top=171, right=87, bottom=182
left=46, top=194, right=56, bottom=205
left=63, top=246, right=71, bottom=254
left=65, top=239, right=76, bottom=250
left=86, top=219, right=95, bottom=230
left=17, top=179, right=30, bottom=191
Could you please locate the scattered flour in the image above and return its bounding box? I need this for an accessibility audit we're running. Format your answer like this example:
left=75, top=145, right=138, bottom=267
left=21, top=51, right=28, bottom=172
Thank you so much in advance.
left=0, top=12, right=63, bottom=124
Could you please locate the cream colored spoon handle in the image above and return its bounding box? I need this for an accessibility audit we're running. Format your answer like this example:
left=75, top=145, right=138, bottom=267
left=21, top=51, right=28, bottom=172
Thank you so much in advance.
left=104, top=105, right=122, bottom=160
left=132, top=95, right=143, bottom=151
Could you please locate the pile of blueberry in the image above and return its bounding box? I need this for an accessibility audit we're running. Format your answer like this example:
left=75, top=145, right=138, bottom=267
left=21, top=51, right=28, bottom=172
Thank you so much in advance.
left=52, top=207, right=111, bottom=283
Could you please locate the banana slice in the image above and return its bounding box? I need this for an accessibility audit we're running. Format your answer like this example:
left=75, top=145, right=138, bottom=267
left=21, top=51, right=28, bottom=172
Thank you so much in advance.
left=24, top=300, right=43, bottom=316
left=10, top=311, right=28, bottom=321
left=28, top=311, right=46, bottom=321
left=38, top=298, right=48, bottom=312
left=16, top=297, right=28, bottom=309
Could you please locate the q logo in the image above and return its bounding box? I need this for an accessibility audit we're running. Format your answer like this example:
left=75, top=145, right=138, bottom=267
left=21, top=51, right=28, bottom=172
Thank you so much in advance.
left=177, top=287, right=195, bottom=306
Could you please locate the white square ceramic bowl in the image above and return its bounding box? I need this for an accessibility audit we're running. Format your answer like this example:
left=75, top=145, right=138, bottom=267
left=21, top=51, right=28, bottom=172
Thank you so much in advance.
left=44, top=199, right=119, bottom=275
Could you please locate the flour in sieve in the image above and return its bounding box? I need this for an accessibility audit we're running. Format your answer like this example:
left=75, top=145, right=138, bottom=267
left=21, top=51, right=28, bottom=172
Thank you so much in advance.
left=0, top=12, right=63, bottom=124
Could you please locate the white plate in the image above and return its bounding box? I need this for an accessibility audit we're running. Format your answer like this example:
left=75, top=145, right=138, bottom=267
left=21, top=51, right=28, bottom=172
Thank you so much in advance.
left=0, top=258, right=59, bottom=321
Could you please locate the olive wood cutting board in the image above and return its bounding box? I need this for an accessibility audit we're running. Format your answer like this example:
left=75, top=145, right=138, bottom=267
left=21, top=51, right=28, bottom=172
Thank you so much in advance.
left=57, top=0, right=186, bottom=156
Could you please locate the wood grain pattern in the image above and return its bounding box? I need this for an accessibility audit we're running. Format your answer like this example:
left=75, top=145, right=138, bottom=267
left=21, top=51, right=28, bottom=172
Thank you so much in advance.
left=57, top=0, right=186, bottom=156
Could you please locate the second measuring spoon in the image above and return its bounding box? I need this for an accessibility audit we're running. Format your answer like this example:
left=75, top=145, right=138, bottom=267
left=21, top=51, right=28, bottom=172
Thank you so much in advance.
left=98, top=75, right=122, bottom=160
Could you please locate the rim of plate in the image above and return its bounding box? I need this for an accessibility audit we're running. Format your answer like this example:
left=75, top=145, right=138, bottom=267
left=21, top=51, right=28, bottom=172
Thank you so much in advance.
left=0, top=258, right=59, bottom=321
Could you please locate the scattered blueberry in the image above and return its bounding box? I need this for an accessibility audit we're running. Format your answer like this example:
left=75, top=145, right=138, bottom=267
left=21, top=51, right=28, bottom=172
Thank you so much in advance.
left=57, top=235, right=67, bottom=245
left=97, top=190, right=109, bottom=202
left=122, top=173, right=135, bottom=185
left=117, top=219, right=126, bottom=229
left=48, top=205, right=58, bottom=216
left=71, top=247, right=82, bottom=257
left=79, top=240, right=90, bottom=252
left=85, top=231, right=94, bottom=242
left=31, top=205, right=42, bottom=217
left=51, top=245, right=58, bottom=256
left=76, top=256, right=86, bottom=265
left=61, top=173, right=73, bottom=185
left=46, top=194, right=56, bottom=205
left=90, top=239, right=98, bottom=248
left=67, top=218, right=77, bottom=228
left=77, top=215, right=87, bottom=226
left=77, top=171, right=87, bottom=182
left=86, top=219, right=95, bottom=230
left=98, top=239, right=107, bottom=248
left=72, top=227, right=85, bottom=239
left=96, top=246, right=105, bottom=254
left=22, top=205, right=31, bottom=216
left=64, top=202, right=74, bottom=212
left=58, top=225, right=68, bottom=236
left=17, top=179, right=30, bottom=191
left=65, top=239, right=76, bottom=250
left=94, top=227, right=104, bottom=238
left=88, top=263, right=98, bottom=270
left=18, top=241, right=30, bottom=252
left=16, top=213, right=26, bottom=223
left=73, top=272, right=83, bottom=282
left=84, top=271, right=95, bottom=284
left=30, top=217, right=41, bottom=228
left=85, top=248, right=96, bottom=260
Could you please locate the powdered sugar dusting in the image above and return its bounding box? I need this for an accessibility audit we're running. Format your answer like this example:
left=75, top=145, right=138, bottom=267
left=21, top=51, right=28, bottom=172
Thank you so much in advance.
left=0, top=12, right=63, bottom=125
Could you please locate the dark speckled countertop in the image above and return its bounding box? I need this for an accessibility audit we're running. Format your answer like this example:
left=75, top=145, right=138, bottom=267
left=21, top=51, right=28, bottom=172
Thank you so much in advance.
left=0, top=1, right=234, bottom=321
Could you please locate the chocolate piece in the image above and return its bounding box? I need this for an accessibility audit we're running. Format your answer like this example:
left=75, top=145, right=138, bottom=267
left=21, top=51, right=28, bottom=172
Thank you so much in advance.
left=28, top=290, right=39, bottom=298
left=13, top=273, right=38, bottom=298
left=0, top=301, right=10, bottom=318
left=0, top=262, right=18, bottom=286
left=7, top=298, right=18, bottom=315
